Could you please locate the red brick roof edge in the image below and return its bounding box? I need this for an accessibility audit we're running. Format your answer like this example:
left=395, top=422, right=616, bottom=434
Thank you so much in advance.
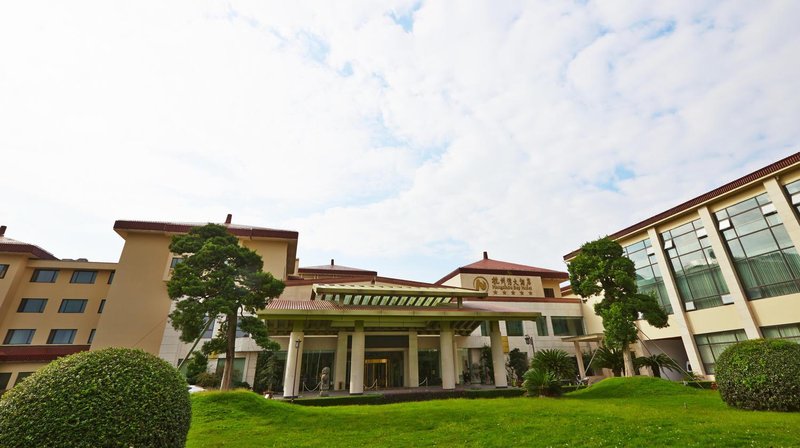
left=563, top=151, right=800, bottom=260
left=0, top=242, right=58, bottom=260
left=0, top=345, right=90, bottom=362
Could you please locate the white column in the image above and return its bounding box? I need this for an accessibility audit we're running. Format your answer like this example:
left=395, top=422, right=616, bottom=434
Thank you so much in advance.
left=574, top=341, right=586, bottom=379
left=282, top=322, right=304, bottom=398
left=489, top=321, right=508, bottom=388
left=440, top=322, right=456, bottom=390
left=334, top=332, right=348, bottom=391
left=764, top=177, right=800, bottom=249
left=349, top=321, right=365, bottom=395
left=647, top=227, right=708, bottom=377
left=408, top=331, right=419, bottom=388
left=698, top=206, right=762, bottom=339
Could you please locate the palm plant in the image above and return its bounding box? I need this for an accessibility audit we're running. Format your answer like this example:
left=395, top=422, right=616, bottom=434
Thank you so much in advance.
left=522, top=368, right=561, bottom=397
left=530, top=349, right=574, bottom=381
left=592, top=346, right=624, bottom=377
left=633, top=353, right=680, bottom=378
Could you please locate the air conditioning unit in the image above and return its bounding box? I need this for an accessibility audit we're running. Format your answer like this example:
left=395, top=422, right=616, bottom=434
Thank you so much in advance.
left=718, top=219, right=731, bottom=231
left=761, top=203, right=777, bottom=216
left=696, top=228, right=708, bottom=239
left=664, top=239, right=674, bottom=250
left=685, top=301, right=696, bottom=311
left=721, top=294, right=734, bottom=305
left=646, top=246, right=656, bottom=255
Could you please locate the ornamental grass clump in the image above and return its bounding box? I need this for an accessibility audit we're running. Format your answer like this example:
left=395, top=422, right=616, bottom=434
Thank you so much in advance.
left=715, top=339, right=800, bottom=412
left=0, top=348, right=191, bottom=447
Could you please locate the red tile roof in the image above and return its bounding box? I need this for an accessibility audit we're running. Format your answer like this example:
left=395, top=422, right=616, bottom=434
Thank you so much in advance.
left=284, top=275, right=440, bottom=288
left=563, top=151, right=800, bottom=260
left=436, top=255, right=569, bottom=284
left=0, top=236, right=58, bottom=260
left=298, top=261, right=377, bottom=277
left=114, top=220, right=298, bottom=240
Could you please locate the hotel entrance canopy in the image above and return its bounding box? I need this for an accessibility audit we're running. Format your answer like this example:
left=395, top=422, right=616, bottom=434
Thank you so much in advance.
left=259, top=284, right=542, bottom=336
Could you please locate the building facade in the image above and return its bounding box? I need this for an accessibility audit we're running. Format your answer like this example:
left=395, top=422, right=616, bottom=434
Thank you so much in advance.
left=564, top=152, right=800, bottom=379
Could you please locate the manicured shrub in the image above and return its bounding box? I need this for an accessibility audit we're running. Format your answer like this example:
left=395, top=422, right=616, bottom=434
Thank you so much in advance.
left=464, top=388, right=525, bottom=399
left=715, top=339, right=800, bottom=412
left=0, top=348, right=191, bottom=447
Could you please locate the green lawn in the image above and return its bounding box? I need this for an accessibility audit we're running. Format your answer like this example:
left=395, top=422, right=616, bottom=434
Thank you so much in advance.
left=188, top=377, right=800, bottom=447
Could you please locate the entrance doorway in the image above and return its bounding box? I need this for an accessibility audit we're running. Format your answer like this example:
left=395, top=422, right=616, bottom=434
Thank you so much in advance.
left=363, top=351, right=404, bottom=388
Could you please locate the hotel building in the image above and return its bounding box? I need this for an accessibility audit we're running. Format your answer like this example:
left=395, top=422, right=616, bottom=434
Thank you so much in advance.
left=564, top=152, right=800, bottom=379
left=2, top=152, right=799, bottom=393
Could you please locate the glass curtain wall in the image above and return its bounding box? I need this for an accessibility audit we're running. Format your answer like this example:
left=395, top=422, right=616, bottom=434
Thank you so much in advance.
left=716, top=192, right=800, bottom=300
left=623, top=239, right=673, bottom=314
left=661, top=220, right=729, bottom=310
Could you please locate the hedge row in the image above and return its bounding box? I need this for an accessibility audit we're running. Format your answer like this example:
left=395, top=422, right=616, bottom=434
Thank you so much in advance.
left=293, top=387, right=524, bottom=406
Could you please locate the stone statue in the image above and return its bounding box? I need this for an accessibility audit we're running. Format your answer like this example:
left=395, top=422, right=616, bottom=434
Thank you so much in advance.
left=320, top=367, right=330, bottom=397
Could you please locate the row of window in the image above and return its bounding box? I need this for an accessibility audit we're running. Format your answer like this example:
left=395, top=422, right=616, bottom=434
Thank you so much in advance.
left=17, top=298, right=105, bottom=314
left=479, top=316, right=585, bottom=338
left=624, top=181, right=800, bottom=313
left=28, top=269, right=115, bottom=284
left=3, top=328, right=95, bottom=345
left=694, top=323, right=800, bottom=373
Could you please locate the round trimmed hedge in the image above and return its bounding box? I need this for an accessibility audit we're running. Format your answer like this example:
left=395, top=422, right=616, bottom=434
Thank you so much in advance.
left=715, top=339, right=800, bottom=412
left=0, top=348, right=191, bottom=447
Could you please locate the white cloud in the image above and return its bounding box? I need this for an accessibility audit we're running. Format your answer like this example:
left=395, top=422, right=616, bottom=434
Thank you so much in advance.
left=1, top=1, right=798, bottom=281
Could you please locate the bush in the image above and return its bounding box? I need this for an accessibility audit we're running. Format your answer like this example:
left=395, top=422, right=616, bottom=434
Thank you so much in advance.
left=0, top=348, right=191, bottom=447
left=185, top=351, right=209, bottom=385
left=196, top=371, right=221, bottom=388
left=523, top=368, right=562, bottom=397
left=464, top=388, right=525, bottom=399
left=715, top=339, right=800, bottom=412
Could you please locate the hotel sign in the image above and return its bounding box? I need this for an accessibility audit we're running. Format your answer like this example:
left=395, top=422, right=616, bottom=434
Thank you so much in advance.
left=473, top=276, right=534, bottom=296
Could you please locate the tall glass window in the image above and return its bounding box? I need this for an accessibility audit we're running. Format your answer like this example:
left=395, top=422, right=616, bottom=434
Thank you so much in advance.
left=716, top=193, right=800, bottom=300
left=695, top=330, right=747, bottom=374
left=661, top=220, right=729, bottom=310
left=534, top=316, right=548, bottom=336
left=551, top=317, right=585, bottom=336
left=623, top=239, right=672, bottom=314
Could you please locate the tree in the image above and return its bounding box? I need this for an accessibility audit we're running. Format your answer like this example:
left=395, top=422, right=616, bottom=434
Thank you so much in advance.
left=593, top=346, right=624, bottom=377
left=167, top=224, right=285, bottom=390
left=568, top=237, right=668, bottom=377
left=633, top=354, right=680, bottom=379
left=508, top=348, right=528, bottom=384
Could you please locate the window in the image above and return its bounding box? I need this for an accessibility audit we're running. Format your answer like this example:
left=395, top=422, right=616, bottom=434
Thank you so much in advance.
left=695, top=330, right=747, bottom=374
left=170, top=257, right=184, bottom=269
left=3, top=329, right=35, bottom=345
left=97, top=299, right=106, bottom=314
left=47, top=329, right=77, bottom=344
left=107, top=270, right=115, bottom=284
left=17, top=298, right=47, bottom=313
left=543, top=288, right=555, bottom=298
left=14, top=372, right=33, bottom=386
left=551, top=317, right=585, bottom=336
left=480, top=321, right=489, bottom=336
left=0, top=373, right=10, bottom=390
left=784, top=180, right=800, bottom=216
left=623, top=239, right=673, bottom=314
left=661, top=220, right=729, bottom=310
left=235, top=322, right=249, bottom=339
left=87, top=329, right=96, bottom=344
left=202, top=317, right=215, bottom=339
left=716, top=193, right=800, bottom=300
left=0, top=264, right=8, bottom=279
left=534, top=316, right=548, bottom=336
left=762, top=323, right=800, bottom=343
left=505, top=320, right=524, bottom=336
left=70, top=270, right=97, bottom=284
left=59, top=299, right=87, bottom=313
left=215, top=358, right=246, bottom=383
left=31, top=269, right=58, bottom=283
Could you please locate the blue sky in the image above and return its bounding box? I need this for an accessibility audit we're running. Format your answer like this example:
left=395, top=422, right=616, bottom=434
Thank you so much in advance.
left=1, top=1, right=799, bottom=283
